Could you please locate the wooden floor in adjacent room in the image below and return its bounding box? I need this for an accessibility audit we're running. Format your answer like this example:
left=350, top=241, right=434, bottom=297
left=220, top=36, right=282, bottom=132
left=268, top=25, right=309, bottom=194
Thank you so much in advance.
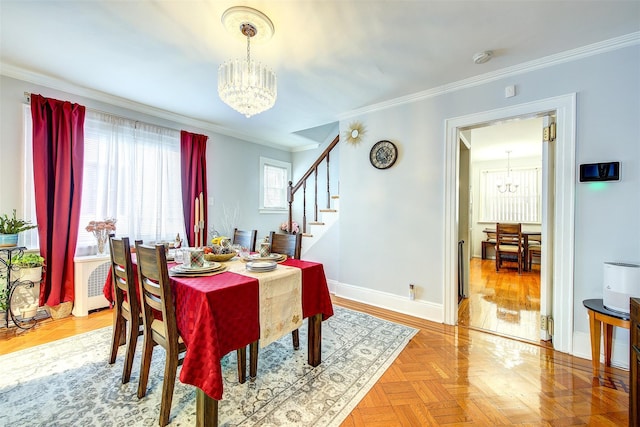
left=0, top=295, right=630, bottom=426
left=459, top=257, right=544, bottom=345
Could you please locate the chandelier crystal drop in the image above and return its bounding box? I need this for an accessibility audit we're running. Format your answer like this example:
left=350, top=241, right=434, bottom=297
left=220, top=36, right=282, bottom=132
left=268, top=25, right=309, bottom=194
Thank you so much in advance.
left=218, top=9, right=277, bottom=118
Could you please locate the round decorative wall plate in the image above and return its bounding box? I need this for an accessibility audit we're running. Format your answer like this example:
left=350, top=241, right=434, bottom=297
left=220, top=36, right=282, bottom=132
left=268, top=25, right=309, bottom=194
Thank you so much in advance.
left=369, top=140, right=398, bottom=169
left=344, top=121, right=366, bottom=145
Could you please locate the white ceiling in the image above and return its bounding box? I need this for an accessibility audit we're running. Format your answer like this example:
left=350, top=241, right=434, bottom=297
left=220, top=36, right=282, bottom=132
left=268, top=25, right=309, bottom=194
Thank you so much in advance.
left=1, top=1, right=639, bottom=150
left=469, top=117, right=543, bottom=162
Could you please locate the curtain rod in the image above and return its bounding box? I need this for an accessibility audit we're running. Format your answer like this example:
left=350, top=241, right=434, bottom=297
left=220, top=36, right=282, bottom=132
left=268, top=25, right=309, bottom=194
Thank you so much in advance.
left=23, top=91, right=182, bottom=133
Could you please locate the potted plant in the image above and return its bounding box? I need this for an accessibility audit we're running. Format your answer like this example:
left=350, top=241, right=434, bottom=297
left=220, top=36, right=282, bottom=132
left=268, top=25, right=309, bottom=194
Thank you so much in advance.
left=7, top=253, right=44, bottom=318
left=0, top=209, right=37, bottom=247
left=10, top=252, right=45, bottom=283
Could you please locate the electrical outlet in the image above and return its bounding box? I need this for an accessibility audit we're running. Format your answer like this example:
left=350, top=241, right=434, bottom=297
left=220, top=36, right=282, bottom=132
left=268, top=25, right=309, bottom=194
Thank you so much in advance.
left=409, top=284, right=415, bottom=300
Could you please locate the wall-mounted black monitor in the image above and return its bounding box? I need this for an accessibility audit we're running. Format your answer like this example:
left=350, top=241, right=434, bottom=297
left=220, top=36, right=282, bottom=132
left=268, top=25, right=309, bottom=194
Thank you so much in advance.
left=579, top=161, right=619, bottom=182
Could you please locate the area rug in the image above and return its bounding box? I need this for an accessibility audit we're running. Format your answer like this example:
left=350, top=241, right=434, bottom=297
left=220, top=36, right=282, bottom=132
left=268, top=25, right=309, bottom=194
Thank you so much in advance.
left=0, top=306, right=417, bottom=426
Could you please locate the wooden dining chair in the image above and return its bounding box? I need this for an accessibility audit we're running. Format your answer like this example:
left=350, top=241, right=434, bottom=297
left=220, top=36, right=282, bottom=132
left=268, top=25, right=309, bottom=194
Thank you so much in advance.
left=481, top=231, right=497, bottom=259
left=232, top=228, right=257, bottom=252
left=108, top=236, right=143, bottom=384
left=135, top=243, right=187, bottom=427
left=528, top=237, right=542, bottom=270
left=495, top=223, right=524, bottom=275
left=268, top=231, right=302, bottom=260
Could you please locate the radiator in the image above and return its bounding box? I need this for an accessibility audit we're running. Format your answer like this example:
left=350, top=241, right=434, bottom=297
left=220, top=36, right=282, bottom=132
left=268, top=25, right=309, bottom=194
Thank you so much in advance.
left=72, top=255, right=111, bottom=317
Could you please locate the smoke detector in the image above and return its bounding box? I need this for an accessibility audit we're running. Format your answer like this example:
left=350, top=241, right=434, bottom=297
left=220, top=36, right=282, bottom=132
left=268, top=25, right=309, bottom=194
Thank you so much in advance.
left=473, top=51, right=493, bottom=64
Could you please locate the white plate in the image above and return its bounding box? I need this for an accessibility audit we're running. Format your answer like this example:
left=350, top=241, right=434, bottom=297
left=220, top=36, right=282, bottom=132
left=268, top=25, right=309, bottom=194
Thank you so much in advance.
left=171, top=262, right=221, bottom=273
left=248, top=253, right=282, bottom=261
left=247, top=261, right=275, bottom=268
left=246, top=260, right=277, bottom=272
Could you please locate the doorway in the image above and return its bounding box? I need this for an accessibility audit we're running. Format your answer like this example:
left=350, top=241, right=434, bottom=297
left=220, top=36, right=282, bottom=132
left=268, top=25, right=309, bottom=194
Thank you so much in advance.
left=457, top=117, right=544, bottom=343
left=443, top=94, right=576, bottom=354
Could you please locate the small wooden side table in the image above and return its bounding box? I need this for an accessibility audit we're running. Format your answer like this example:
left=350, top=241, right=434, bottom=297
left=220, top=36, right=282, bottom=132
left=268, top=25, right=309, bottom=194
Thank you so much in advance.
left=583, top=298, right=630, bottom=377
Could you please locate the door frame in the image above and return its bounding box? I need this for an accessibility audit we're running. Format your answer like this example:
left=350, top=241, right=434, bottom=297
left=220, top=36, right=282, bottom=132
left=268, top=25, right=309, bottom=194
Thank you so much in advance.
left=443, top=94, right=576, bottom=354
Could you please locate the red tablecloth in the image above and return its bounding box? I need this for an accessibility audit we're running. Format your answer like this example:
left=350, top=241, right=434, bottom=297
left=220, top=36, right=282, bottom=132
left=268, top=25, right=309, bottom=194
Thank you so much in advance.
left=103, top=258, right=333, bottom=400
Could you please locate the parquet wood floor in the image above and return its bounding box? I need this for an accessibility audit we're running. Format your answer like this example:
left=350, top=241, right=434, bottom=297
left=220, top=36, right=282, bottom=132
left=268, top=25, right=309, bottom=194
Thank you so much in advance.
left=0, top=293, right=630, bottom=426
left=336, top=297, right=629, bottom=426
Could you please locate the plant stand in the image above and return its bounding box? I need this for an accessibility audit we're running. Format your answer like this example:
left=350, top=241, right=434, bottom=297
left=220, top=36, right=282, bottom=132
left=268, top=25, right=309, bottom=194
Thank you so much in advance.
left=0, top=247, right=41, bottom=330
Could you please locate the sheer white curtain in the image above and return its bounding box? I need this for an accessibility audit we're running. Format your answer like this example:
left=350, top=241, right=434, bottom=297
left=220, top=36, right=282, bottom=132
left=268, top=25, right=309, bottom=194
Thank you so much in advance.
left=76, top=111, right=185, bottom=255
left=21, top=105, right=38, bottom=249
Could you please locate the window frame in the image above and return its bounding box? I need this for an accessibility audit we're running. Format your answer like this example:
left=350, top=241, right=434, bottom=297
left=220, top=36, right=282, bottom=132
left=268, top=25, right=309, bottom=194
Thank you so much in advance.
left=259, top=157, right=291, bottom=213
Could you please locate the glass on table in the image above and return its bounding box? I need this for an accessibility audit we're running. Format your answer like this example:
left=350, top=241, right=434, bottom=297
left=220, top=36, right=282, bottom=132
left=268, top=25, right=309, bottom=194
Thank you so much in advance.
left=239, top=246, right=250, bottom=260
left=174, top=248, right=184, bottom=264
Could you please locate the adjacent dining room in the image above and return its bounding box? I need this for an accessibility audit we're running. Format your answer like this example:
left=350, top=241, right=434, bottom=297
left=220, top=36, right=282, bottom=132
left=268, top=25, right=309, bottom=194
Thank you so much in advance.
left=457, top=118, right=545, bottom=345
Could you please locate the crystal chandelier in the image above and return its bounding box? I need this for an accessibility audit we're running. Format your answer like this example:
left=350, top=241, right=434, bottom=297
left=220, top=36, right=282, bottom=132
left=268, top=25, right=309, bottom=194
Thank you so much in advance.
left=497, top=150, right=519, bottom=193
left=218, top=7, right=277, bottom=118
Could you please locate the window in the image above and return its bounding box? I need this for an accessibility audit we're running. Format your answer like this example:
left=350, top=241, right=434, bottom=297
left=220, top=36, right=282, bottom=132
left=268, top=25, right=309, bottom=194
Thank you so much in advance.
left=23, top=107, right=186, bottom=255
left=480, top=167, right=541, bottom=223
left=259, top=157, right=290, bottom=212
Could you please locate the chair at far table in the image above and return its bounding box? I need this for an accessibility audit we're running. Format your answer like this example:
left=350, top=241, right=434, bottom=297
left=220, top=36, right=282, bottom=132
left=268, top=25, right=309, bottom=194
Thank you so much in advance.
left=232, top=228, right=257, bottom=252
left=495, top=223, right=524, bottom=275
left=135, top=243, right=187, bottom=427
left=108, top=236, right=142, bottom=384
left=481, top=231, right=497, bottom=259
left=528, top=235, right=542, bottom=270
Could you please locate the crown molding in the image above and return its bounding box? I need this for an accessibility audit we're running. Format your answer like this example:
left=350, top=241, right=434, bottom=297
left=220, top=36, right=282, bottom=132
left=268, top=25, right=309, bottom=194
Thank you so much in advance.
left=339, top=31, right=640, bottom=120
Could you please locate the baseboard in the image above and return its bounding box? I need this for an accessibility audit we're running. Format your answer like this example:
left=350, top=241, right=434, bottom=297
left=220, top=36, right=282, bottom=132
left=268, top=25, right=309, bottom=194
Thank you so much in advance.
left=573, top=330, right=630, bottom=370
left=333, top=281, right=443, bottom=323
left=326, top=279, right=339, bottom=295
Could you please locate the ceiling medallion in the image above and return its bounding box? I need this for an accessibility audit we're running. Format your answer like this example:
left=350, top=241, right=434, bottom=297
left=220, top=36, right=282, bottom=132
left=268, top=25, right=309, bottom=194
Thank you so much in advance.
left=344, top=121, right=366, bottom=145
left=218, top=6, right=277, bottom=118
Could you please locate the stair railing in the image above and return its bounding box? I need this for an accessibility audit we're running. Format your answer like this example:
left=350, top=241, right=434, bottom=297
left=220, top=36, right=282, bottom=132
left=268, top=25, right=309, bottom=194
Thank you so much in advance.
left=287, top=135, right=339, bottom=234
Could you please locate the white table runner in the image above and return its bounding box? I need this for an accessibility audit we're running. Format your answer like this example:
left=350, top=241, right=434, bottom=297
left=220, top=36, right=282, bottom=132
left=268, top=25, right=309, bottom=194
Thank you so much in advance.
left=227, top=259, right=303, bottom=347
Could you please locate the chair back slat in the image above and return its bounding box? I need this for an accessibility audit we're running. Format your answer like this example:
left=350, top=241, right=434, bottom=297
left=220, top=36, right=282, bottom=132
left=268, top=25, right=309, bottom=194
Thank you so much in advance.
left=268, top=231, right=302, bottom=259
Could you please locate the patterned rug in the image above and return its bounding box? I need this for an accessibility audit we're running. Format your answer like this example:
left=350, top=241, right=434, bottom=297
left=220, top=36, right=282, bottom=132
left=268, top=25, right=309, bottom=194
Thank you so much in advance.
left=0, top=306, right=417, bottom=426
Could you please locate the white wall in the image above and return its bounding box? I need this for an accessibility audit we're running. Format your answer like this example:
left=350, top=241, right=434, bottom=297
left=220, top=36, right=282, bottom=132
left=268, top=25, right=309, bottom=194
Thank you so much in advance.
left=0, top=75, right=292, bottom=249
left=336, top=44, right=640, bottom=362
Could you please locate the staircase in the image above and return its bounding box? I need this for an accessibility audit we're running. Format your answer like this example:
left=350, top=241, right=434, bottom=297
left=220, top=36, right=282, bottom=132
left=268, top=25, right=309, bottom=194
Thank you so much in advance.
left=286, top=135, right=340, bottom=257
left=301, top=195, right=339, bottom=256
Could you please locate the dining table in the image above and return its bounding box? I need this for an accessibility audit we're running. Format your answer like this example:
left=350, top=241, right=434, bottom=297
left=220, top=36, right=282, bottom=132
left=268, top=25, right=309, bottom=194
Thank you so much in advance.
left=482, top=228, right=541, bottom=271
left=103, top=253, right=334, bottom=426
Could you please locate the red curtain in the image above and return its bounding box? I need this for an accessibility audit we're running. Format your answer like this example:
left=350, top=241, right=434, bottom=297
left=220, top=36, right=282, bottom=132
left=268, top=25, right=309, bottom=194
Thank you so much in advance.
left=31, top=94, right=85, bottom=307
left=180, top=130, right=208, bottom=246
